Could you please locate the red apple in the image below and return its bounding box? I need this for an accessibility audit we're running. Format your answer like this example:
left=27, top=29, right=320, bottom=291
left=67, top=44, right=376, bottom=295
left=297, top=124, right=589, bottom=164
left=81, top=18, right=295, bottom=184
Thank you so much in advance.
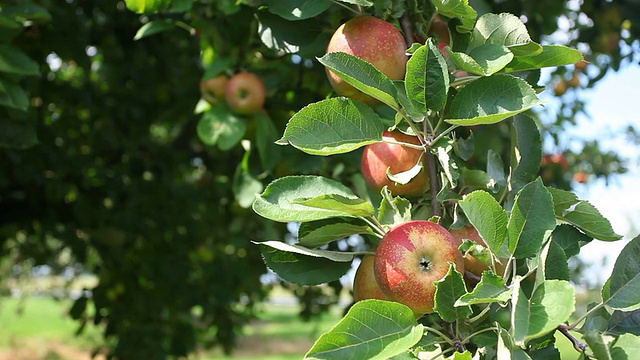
left=200, top=74, right=228, bottom=105
left=573, top=171, right=588, bottom=184
left=353, top=255, right=389, bottom=302
left=450, top=226, right=490, bottom=276
left=361, top=130, right=429, bottom=197
left=325, top=16, right=408, bottom=104
left=428, top=16, right=450, bottom=56
left=374, top=220, right=464, bottom=316
left=224, top=72, right=266, bottom=115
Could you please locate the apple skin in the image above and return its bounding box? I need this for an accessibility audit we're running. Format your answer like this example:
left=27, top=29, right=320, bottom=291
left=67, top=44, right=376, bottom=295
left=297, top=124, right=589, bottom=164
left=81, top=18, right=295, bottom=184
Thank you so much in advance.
left=450, top=226, right=490, bottom=276
left=353, top=255, right=390, bottom=302
left=326, top=16, right=407, bottom=104
left=361, top=130, right=429, bottom=197
left=224, top=72, right=266, bottom=115
left=200, top=74, right=229, bottom=104
left=374, top=220, right=464, bottom=316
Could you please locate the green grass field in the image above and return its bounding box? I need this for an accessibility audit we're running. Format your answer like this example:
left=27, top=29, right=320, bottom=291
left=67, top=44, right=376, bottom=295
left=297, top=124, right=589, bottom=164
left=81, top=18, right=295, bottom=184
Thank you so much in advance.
left=0, top=295, right=583, bottom=360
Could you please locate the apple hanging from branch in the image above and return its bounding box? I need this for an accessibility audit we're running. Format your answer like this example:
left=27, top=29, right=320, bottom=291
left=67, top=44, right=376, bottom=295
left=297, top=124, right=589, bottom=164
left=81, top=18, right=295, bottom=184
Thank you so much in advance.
left=325, top=15, right=408, bottom=104
left=224, top=71, right=266, bottom=115
left=361, top=130, right=430, bottom=197
left=374, top=220, right=464, bottom=316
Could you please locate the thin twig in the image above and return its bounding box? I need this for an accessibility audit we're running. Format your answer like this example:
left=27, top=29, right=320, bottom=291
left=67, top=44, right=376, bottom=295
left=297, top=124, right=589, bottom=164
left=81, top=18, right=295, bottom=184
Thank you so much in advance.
left=558, top=324, right=588, bottom=352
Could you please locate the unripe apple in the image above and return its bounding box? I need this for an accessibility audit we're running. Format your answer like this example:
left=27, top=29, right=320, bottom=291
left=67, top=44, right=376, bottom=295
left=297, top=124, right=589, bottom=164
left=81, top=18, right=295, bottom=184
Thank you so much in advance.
left=225, top=72, right=266, bottom=115
left=361, top=130, right=429, bottom=197
left=374, top=220, right=464, bottom=316
left=326, top=16, right=408, bottom=104
left=567, top=72, right=581, bottom=88
left=353, top=255, right=390, bottom=302
left=200, top=74, right=228, bottom=104
left=575, top=60, right=588, bottom=72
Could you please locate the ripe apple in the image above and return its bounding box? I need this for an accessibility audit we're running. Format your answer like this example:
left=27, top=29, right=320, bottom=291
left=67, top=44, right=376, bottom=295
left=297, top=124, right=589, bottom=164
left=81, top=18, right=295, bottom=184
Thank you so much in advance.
left=224, top=71, right=266, bottom=115
left=353, top=255, right=389, bottom=302
left=361, top=130, right=429, bottom=197
left=554, top=80, right=568, bottom=96
left=449, top=226, right=489, bottom=276
left=200, top=74, right=228, bottom=105
left=325, top=16, right=408, bottom=104
left=428, top=15, right=450, bottom=56
left=573, top=171, right=588, bottom=184
left=374, top=220, right=464, bottom=316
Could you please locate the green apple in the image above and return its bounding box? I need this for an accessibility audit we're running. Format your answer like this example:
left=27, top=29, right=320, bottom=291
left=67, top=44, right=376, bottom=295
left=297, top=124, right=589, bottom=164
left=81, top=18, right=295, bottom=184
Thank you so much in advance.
left=353, top=255, right=389, bottom=302
left=325, top=16, right=407, bottom=104
left=224, top=71, right=266, bottom=115
left=361, top=130, right=429, bottom=197
left=374, top=220, right=464, bottom=316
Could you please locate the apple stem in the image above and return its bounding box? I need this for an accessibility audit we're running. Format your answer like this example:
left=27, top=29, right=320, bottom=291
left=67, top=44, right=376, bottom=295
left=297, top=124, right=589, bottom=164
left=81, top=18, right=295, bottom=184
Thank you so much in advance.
left=460, top=326, right=499, bottom=344
left=558, top=324, right=588, bottom=353
left=423, top=326, right=455, bottom=346
left=567, top=302, right=605, bottom=330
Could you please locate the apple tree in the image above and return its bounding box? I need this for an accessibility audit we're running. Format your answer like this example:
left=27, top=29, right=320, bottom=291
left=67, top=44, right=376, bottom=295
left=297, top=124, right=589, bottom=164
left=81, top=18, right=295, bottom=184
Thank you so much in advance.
left=241, top=1, right=639, bottom=359
left=2, top=0, right=639, bottom=358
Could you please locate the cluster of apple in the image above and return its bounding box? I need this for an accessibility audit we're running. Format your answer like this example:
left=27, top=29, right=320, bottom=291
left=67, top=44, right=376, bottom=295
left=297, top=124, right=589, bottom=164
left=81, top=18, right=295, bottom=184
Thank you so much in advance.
left=325, top=16, right=493, bottom=317
left=199, top=71, right=266, bottom=115
left=553, top=59, right=588, bottom=96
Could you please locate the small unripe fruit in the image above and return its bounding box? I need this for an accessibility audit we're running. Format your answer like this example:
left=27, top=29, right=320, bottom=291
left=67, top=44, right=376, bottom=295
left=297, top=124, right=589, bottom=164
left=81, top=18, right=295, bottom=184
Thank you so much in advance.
left=200, top=74, right=229, bottom=104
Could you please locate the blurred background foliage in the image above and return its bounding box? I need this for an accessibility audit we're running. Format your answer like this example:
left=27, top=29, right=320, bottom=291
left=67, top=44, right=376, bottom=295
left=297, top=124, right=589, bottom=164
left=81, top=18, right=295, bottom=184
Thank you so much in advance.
left=0, top=0, right=638, bottom=358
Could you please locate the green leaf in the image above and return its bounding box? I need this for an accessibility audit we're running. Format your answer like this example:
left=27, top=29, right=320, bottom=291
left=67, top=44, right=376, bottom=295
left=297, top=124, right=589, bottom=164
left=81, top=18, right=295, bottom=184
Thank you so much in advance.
left=294, top=194, right=375, bottom=217
left=378, top=187, right=412, bottom=228
left=257, top=11, right=322, bottom=53
left=510, top=115, right=542, bottom=193
left=298, top=218, right=373, bottom=248
left=445, top=74, right=543, bottom=126
left=266, top=0, right=332, bottom=20
left=610, top=333, right=640, bottom=360
left=0, top=44, right=39, bottom=76
left=254, top=111, right=281, bottom=171
left=277, top=98, right=385, bottom=155
left=1, top=4, right=52, bottom=23
left=547, top=187, right=621, bottom=241
left=0, top=15, right=22, bottom=42
left=124, top=0, right=172, bottom=14
left=605, top=234, right=640, bottom=311
left=335, top=0, right=372, bottom=6
left=0, top=78, right=29, bottom=111
left=432, top=0, right=477, bottom=32
left=253, top=176, right=364, bottom=222
left=305, top=300, right=423, bottom=360
left=582, top=302, right=612, bottom=333
left=508, top=178, right=556, bottom=259
left=512, top=279, right=576, bottom=346
left=497, top=326, right=533, bottom=360
left=544, top=241, right=570, bottom=281
left=404, top=39, right=449, bottom=114
left=233, top=152, right=264, bottom=208
left=434, top=263, right=471, bottom=322
left=469, top=13, right=542, bottom=57
left=255, top=241, right=353, bottom=285
left=450, top=44, right=514, bottom=76
left=318, top=52, right=399, bottom=109
left=458, top=190, right=508, bottom=254
left=487, top=149, right=507, bottom=190
left=196, top=103, right=246, bottom=150
left=560, top=201, right=622, bottom=241
left=432, top=137, right=460, bottom=188
left=608, top=309, right=640, bottom=336
left=583, top=330, right=613, bottom=360
left=0, top=117, right=38, bottom=149
left=504, top=45, right=584, bottom=73
left=134, top=20, right=177, bottom=40
left=456, top=271, right=512, bottom=306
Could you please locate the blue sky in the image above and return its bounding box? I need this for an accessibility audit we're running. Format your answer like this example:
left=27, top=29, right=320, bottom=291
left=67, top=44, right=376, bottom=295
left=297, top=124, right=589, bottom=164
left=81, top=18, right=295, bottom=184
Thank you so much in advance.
left=540, top=64, right=640, bottom=284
